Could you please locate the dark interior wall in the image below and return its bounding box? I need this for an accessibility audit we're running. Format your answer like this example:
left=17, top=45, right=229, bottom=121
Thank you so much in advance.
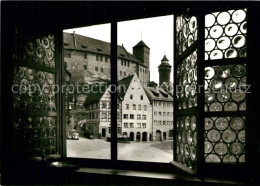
left=2, top=1, right=260, bottom=184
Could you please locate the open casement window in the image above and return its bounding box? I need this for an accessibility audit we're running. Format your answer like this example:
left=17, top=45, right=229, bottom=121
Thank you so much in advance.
left=12, top=33, right=61, bottom=159
left=174, top=6, right=250, bottom=176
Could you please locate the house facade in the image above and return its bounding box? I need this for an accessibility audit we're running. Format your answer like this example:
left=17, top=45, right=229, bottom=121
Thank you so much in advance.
left=118, top=74, right=152, bottom=141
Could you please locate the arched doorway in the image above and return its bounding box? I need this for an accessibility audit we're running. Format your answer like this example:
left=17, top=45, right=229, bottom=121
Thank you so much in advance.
left=156, top=130, right=161, bottom=141
left=169, top=130, right=173, bottom=138
left=130, top=132, right=134, bottom=141
left=142, top=132, right=147, bottom=141
left=123, top=132, right=128, bottom=137
left=136, top=132, right=141, bottom=141
left=102, top=128, right=106, bottom=137
left=163, top=132, right=167, bottom=140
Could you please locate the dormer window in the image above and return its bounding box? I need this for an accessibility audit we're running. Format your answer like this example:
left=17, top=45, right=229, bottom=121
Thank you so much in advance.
left=96, top=48, right=102, bottom=51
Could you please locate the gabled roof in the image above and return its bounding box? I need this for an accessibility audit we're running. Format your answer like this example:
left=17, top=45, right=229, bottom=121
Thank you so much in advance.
left=83, top=83, right=109, bottom=105
left=144, top=86, right=173, bottom=102
left=133, top=40, right=150, bottom=49
left=63, top=32, right=147, bottom=67
left=117, top=74, right=134, bottom=98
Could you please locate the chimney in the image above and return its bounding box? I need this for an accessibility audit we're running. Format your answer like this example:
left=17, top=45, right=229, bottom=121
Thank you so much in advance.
left=73, top=31, right=77, bottom=49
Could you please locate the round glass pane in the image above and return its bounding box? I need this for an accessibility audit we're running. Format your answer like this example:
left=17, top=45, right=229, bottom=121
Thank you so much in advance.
left=187, top=130, right=193, bottom=145
left=191, top=116, right=196, bottom=131
left=224, top=102, right=238, bottom=111
left=225, top=77, right=238, bottom=89
left=215, top=117, right=229, bottom=130
left=205, top=118, right=214, bottom=130
left=232, top=64, right=246, bottom=77
left=210, top=25, right=223, bottom=38
left=232, top=91, right=246, bottom=102
left=217, top=37, right=231, bottom=50
left=185, top=144, right=189, bottom=158
left=206, top=154, right=221, bottom=163
left=205, top=141, right=213, bottom=153
left=239, top=77, right=246, bottom=89
left=239, top=102, right=246, bottom=111
left=230, top=117, right=244, bottom=130
left=210, top=50, right=223, bottom=60
left=217, top=12, right=231, bottom=25
left=217, top=92, right=230, bottom=102
left=232, top=35, right=246, bottom=48
left=207, top=129, right=221, bottom=142
left=46, top=73, right=55, bottom=85
left=225, top=23, right=238, bottom=36
left=230, top=142, right=244, bottom=156
left=223, top=154, right=237, bottom=163
left=217, top=66, right=231, bottom=78
left=238, top=130, right=245, bottom=143
left=239, top=47, right=247, bottom=57
left=232, top=9, right=246, bottom=23
left=209, top=102, right=223, bottom=112
left=214, top=142, right=228, bottom=155
left=225, top=48, right=238, bottom=58
left=188, top=69, right=193, bottom=84
left=205, top=67, right=215, bottom=80
left=205, top=80, right=209, bottom=90
left=222, top=129, right=236, bottom=143
left=190, top=145, right=196, bottom=161
left=239, top=154, right=245, bottom=162
left=205, top=39, right=216, bottom=52
left=240, top=21, right=247, bottom=34
left=205, top=92, right=215, bottom=103
left=185, top=116, right=190, bottom=130
left=188, top=35, right=194, bottom=47
left=193, top=131, right=197, bottom=145
left=210, top=78, right=223, bottom=90
left=205, top=14, right=216, bottom=27
left=182, top=130, right=187, bottom=143
left=25, top=69, right=35, bottom=81
left=205, top=28, right=208, bottom=38
left=189, top=16, right=197, bottom=33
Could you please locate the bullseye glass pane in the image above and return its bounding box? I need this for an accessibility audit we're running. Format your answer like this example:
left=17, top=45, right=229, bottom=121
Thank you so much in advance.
left=176, top=15, right=197, bottom=56
left=205, top=117, right=245, bottom=163
left=205, top=9, right=247, bottom=60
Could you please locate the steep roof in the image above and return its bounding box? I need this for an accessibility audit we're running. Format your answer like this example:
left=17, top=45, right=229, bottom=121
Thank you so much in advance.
left=63, top=32, right=147, bottom=67
left=144, top=86, right=173, bottom=102
left=117, top=74, right=134, bottom=98
left=83, top=83, right=109, bottom=105
left=161, top=55, right=169, bottom=61
left=133, top=40, right=150, bottom=49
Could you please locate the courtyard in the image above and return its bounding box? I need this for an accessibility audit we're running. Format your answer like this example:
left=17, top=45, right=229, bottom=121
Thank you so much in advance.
left=67, top=138, right=173, bottom=163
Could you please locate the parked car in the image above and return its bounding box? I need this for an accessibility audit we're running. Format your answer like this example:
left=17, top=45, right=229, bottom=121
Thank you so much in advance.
left=67, top=129, right=79, bottom=140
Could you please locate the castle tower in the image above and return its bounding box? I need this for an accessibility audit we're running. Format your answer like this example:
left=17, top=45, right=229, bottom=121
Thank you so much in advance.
left=133, top=40, right=150, bottom=68
left=158, top=54, right=172, bottom=86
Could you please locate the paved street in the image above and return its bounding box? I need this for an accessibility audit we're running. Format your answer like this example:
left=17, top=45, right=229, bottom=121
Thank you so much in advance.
left=67, top=138, right=173, bottom=163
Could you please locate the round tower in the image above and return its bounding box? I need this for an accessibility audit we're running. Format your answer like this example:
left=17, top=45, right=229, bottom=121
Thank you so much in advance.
left=158, top=54, right=172, bottom=86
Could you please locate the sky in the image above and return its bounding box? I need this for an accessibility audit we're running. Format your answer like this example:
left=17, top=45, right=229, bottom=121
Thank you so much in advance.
left=64, top=15, right=174, bottom=84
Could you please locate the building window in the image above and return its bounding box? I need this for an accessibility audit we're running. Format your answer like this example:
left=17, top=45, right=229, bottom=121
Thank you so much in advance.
left=102, top=113, right=107, bottom=119
left=100, top=55, right=103, bottom=62
left=101, top=67, right=103, bottom=73
left=144, top=105, right=147, bottom=111
left=127, top=61, right=129, bottom=67
left=101, top=102, right=106, bottom=108
left=124, top=71, right=126, bottom=76
left=96, top=54, right=99, bottom=61
left=84, top=65, right=87, bottom=70
left=96, top=113, right=99, bottom=119
left=123, top=114, right=128, bottom=119
left=142, top=115, right=146, bottom=120
left=124, top=60, right=126, bottom=66
left=130, top=95, right=133, bottom=99
left=167, top=112, right=170, bottom=116
left=163, top=121, right=166, bottom=125
left=117, top=114, right=119, bottom=119
left=133, top=104, right=136, bottom=110
left=140, top=95, right=143, bottom=100
left=126, top=104, right=129, bottom=110
left=84, top=52, right=88, bottom=59
left=95, top=67, right=98, bottom=71
left=171, top=121, right=173, bottom=125
left=154, top=111, right=157, bottom=115
left=154, top=120, right=157, bottom=125
left=159, top=112, right=162, bottom=116
left=137, top=114, right=141, bottom=120
left=138, top=104, right=141, bottom=110
left=163, top=112, right=166, bottom=116
left=121, top=59, right=123, bottom=66
left=163, top=103, right=166, bottom=107
left=130, top=114, right=134, bottom=119
left=137, top=123, right=141, bottom=128
left=142, top=123, right=146, bottom=128
left=130, top=123, right=134, bottom=128
left=159, top=102, right=161, bottom=106
left=124, top=123, right=128, bottom=128
left=117, top=103, right=119, bottom=109
left=140, top=68, right=142, bottom=72
left=167, top=121, right=170, bottom=125
left=105, top=56, right=108, bottom=62
left=158, top=121, right=162, bottom=125
left=154, top=102, right=157, bottom=106
left=120, top=71, right=122, bottom=76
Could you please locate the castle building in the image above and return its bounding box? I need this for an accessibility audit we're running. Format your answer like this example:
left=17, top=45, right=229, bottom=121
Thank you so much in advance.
left=63, top=32, right=150, bottom=86
left=158, top=55, right=172, bottom=86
